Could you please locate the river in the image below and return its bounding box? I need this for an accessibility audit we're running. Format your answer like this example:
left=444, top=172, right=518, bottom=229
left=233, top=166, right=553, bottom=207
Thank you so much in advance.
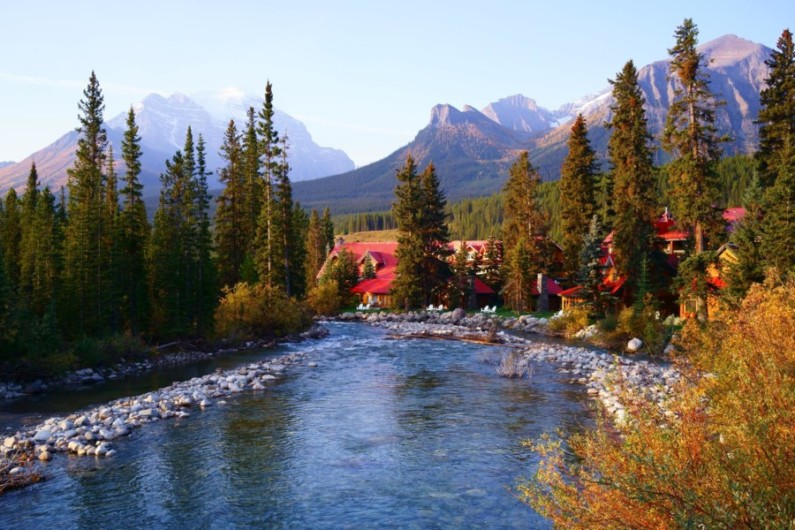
left=0, top=322, right=593, bottom=528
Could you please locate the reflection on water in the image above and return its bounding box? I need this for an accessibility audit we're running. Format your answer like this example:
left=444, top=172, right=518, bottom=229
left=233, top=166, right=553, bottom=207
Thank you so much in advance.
left=0, top=322, right=592, bottom=528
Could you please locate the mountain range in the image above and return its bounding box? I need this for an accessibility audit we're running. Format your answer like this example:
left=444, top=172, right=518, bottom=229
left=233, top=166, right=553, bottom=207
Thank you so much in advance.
left=0, top=90, right=354, bottom=194
left=294, top=34, right=771, bottom=214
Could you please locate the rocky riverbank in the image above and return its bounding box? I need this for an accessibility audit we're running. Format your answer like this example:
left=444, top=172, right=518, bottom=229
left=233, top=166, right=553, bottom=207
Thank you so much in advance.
left=0, top=347, right=314, bottom=490
left=0, top=325, right=329, bottom=401
left=333, top=310, right=682, bottom=425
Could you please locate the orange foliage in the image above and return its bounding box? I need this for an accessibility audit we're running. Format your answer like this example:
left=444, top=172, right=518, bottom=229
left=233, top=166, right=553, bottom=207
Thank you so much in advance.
left=520, top=274, right=795, bottom=528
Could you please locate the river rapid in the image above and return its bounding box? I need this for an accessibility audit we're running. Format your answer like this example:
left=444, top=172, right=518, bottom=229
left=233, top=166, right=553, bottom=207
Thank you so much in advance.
left=0, top=322, right=594, bottom=528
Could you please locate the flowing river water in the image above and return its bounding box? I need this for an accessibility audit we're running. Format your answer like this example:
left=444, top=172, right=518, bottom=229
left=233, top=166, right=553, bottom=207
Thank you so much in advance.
left=0, top=322, right=594, bottom=528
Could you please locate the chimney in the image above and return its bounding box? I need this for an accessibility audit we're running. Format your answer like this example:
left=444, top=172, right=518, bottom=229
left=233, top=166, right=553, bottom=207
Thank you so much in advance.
left=536, top=273, right=549, bottom=313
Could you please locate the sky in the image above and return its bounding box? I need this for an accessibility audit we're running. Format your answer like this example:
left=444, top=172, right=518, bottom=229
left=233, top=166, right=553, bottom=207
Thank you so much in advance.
left=0, top=0, right=791, bottom=168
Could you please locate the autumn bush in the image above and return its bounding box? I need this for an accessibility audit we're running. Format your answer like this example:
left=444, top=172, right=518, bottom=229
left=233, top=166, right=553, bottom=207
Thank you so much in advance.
left=547, top=307, right=590, bottom=338
left=519, top=275, right=795, bottom=528
left=616, top=295, right=672, bottom=355
left=307, top=280, right=343, bottom=316
left=214, top=283, right=312, bottom=341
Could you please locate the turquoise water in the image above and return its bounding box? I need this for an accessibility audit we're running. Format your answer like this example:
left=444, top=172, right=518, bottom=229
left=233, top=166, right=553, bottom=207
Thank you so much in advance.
left=0, top=322, right=592, bottom=528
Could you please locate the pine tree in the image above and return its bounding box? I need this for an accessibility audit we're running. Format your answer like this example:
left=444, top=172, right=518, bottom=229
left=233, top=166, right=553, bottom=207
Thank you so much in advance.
left=577, top=216, right=606, bottom=313
left=18, top=163, right=40, bottom=302
left=662, top=19, right=724, bottom=255
left=1, top=189, right=21, bottom=293
left=28, top=188, right=61, bottom=318
left=449, top=242, right=472, bottom=309
left=756, top=29, right=795, bottom=189
left=215, top=119, right=247, bottom=288
left=322, top=207, right=335, bottom=252
left=418, top=162, right=452, bottom=301
left=392, top=155, right=427, bottom=309
left=725, top=177, right=766, bottom=303
left=254, top=82, right=281, bottom=288
left=242, top=107, right=262, bottom=259
left=481, top=235, right=503, bottom=292
left=607, top=60, right=658, bottom=294
left=559, top=114, right=598, bottom=277
left=64, top=71, right=109, bottom=336
left=362, top=254, right=376, bottom=280
left=502, top=152, right=546, bottom=310
left=194, top=134, right=216, bottom=330
left=148, top=128, right=216, bottom=337
left=149, top=149, right=190, bottom=337
left=758, top=29, right=795, bottom=278
left=119, top=107, right=150, bottom=334
left=503, top=236, right=534, bottom=312
left=103, top=144, right=121, bottom=332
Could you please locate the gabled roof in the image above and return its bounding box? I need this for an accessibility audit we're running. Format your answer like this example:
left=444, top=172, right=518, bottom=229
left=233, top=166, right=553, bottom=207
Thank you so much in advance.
left=531, top=277, right=563, bottom=296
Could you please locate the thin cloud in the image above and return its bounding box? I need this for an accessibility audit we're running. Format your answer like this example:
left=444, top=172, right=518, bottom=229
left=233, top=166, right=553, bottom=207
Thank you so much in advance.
left=0, top=72, right=161, bottom=96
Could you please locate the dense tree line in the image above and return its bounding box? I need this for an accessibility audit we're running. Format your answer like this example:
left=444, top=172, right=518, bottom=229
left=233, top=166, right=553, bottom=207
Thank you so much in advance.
left=0, top=74, right=330, bottom=374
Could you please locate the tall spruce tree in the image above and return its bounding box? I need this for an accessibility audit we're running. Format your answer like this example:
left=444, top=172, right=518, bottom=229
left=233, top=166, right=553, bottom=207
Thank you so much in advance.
left=502, top=151, right=546, bottom=310
left=577, top=215, right=607, bottom=314
left=725, top=177, right=766, bottom=303
left=18, top=163, right=40, bottom=302
left=759, top=29, right=795, bottom=276
left=392, top=155, right=450, bottom=308
left=119, top=107, right=150, bottom=334
left=1, top=189, right=21, bottom=294
left=559, top=114, right=598, bottom=277
left=662, top=19, right=724, bottom=254
left=270, top=136, right=300, bottom=296
left=64, top=71, right=109, bottom=336
left=103, top=145, right=121, bottom=332
left=662, top=19, right=725, bottom=320
left=607, top=60, right=658, bottom=294
left=322, top=207, right=335, bottom=252
left=149, top=149, right=190, bottom=337
left=148, top=129, right=215, bottom=337
left=194, top=134, right=216, bottom=330
left=215, top=119, right=247, bottom=288
left=27, top=188, right=61, bottom=319
left=254, top=82, right=281, bottom=288
left=481, top=235, right=503, bottom=292
left=242, top=107, right=262, bottom=261
left=757, top=28, right=795, bottom=189
left=418, top=162, right=452, bottom=301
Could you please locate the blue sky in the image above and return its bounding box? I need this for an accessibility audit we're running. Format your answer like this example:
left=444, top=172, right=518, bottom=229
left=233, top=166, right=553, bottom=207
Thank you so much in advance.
left=0, top=0, right=790, bottom=167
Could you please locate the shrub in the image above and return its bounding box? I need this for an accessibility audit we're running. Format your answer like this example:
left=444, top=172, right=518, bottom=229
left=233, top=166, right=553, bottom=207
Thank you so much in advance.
left=307, top=280, right=343, bottom=316
left=616, top=295, right=671, bottom=355
left=520, top=274, right=795, bottom=528
left=214, top=282, right=312, bottom=341
left=596, top=313, right=618, bottom=333
left=547, top=307, right=590, bottom=338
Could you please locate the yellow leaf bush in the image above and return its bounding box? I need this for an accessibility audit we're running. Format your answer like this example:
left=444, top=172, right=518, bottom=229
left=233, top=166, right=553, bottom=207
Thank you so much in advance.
left=520, top=274, right=795, bottom=528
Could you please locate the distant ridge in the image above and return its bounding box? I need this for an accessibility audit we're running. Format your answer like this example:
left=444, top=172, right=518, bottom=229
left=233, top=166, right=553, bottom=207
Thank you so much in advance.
left=0, top=91, right=354, bottom=195
left=295, top=34, right=772, bottom=214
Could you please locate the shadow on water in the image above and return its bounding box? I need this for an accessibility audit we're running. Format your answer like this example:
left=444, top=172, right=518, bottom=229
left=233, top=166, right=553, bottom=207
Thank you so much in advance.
left=0, top=322, right=594, bottom=529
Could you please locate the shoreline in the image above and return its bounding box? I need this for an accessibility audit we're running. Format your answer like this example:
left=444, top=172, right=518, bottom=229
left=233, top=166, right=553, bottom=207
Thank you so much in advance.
left=1, top=315, right=680, bottom=496
left=0, top=325, right=329, bottom=401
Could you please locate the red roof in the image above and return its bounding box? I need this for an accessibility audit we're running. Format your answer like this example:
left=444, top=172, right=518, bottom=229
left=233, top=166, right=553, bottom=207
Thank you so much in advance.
left=531, top=277, right=563, bottom=296
left=559, top=277, right=625, bottom=298
left=474, top=277, right=495, bottom=295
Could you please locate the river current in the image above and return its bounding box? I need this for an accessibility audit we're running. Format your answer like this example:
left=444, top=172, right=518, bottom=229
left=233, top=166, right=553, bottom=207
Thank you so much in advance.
left=0, top=322, right=592, bottom=528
